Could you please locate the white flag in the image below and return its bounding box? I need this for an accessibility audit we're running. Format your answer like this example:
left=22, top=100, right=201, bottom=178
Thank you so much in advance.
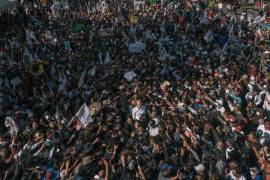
left=58, top=73, right=67, bottom=95
left=159, top=47, right=169, bottom=60
left=88, top=66, right=96, bottom=77
left=73, top=103, right=93, bottom=128
left=104, top=52, right=111, bottom=65
left=99, top=52, right=103, bottom=65
left=23, top=47, right=30, bottom=57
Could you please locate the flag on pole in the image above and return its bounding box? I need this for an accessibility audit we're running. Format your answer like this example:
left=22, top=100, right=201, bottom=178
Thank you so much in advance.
left=72, top=103, right=93, bottom=128
left=159, top=46, right=169, bottom=60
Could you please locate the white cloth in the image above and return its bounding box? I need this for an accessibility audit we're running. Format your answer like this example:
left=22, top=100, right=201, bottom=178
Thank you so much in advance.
left=132, top=106, right=146, bottom=121
left=159, top=47, right=169, bottom=61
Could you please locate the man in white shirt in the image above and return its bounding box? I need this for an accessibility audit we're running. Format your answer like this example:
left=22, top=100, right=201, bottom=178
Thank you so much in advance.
left=226, top=167, right=247, bottom=180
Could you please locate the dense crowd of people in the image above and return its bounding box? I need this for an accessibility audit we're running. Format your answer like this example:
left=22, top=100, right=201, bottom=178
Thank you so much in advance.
left=0, top=0, right=270, bottom=179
